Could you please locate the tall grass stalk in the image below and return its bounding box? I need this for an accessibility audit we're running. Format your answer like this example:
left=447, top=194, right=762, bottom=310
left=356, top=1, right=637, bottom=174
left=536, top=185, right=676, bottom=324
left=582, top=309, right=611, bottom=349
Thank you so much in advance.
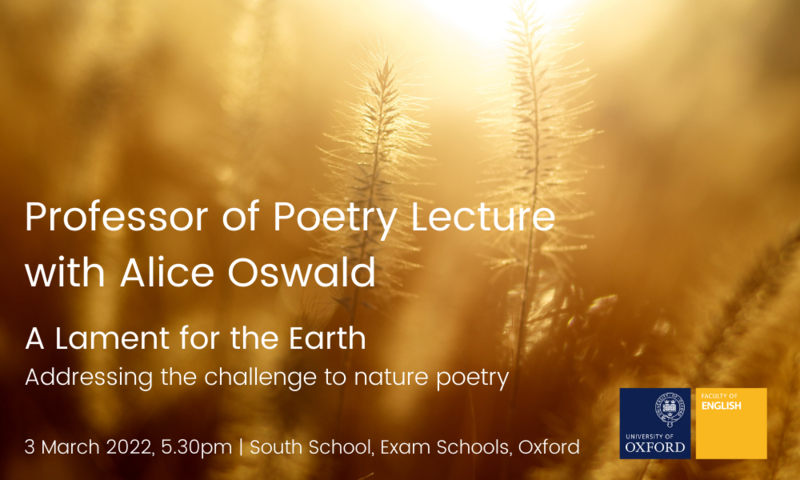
left=485, top=0, right=594, bottom=448
left=691, top=227, right=800, bottom=387
left=318, top=46, right=428, bottom=428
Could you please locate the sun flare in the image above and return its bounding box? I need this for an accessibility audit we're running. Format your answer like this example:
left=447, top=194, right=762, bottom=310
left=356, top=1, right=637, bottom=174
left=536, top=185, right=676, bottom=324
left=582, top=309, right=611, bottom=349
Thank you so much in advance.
left=414, top=0, right=584, bottom=42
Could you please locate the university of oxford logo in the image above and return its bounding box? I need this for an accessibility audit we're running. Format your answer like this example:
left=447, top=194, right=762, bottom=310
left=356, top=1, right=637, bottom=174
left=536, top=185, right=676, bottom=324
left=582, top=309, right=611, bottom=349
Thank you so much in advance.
left=655, top=392, right=685, bottom=428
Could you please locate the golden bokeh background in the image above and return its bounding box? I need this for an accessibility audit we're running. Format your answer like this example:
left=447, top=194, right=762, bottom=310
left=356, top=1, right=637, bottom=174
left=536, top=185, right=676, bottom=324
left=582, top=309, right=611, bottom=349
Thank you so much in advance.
left=2, top=0, right=800, bottom=478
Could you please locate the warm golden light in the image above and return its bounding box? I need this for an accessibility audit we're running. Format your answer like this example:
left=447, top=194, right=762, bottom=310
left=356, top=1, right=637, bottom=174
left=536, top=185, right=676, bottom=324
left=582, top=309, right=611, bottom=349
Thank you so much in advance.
left=414, top=0, right=586, bottom=42
left=5, top=0, right=800, bottom=478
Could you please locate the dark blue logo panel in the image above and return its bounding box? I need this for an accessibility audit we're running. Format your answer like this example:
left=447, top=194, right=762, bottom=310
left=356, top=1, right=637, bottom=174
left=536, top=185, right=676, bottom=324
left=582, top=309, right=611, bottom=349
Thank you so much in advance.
left=620, top=388, right=691, bottom=459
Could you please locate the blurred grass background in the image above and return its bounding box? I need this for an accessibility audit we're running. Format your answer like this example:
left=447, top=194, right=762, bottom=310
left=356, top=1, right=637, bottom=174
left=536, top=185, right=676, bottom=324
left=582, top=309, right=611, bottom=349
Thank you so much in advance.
left=2, top=0, right=800, bottom=478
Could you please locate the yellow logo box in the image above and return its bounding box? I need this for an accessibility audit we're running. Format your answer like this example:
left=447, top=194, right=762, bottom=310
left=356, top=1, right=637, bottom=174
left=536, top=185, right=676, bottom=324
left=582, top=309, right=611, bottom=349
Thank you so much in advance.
left=696, top=388, right=767, bottom=459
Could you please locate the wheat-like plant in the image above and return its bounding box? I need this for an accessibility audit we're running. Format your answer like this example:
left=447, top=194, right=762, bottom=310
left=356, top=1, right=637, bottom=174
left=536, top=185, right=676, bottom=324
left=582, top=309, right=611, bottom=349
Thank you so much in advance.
left=485, top=0, right=594, bottom=436
left=318, top=47, right=427, bottom=328
left=317, top=46, right=428, bottom=425
left=691, top=227, right=800, bottom=387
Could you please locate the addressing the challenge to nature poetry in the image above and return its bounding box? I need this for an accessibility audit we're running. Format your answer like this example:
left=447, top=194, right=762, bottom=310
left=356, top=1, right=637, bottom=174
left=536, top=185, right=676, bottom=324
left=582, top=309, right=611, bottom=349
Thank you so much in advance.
left=3, top=0, right=800, bottom=479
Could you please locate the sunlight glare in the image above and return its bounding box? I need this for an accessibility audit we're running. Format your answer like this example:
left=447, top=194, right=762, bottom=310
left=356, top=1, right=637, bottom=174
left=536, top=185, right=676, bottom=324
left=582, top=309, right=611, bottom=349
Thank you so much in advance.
left=414, top=0, right=583, bottom=42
